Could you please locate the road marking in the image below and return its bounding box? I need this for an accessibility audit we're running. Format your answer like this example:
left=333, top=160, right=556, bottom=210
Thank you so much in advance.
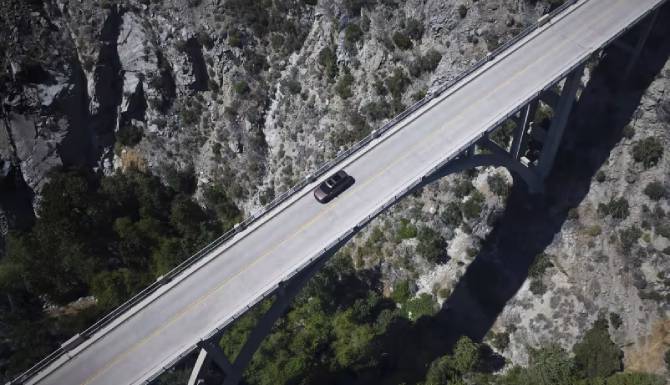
left=71, top=1, right=624, bottom=384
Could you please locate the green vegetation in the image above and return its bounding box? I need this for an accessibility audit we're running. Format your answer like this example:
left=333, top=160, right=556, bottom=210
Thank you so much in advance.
left=409, top=49, right=442, bottom=77
left=631, top=137, right=664, bottom=168
left=462, top=190, right=486, bottom=219
left=392, top=31, right=412, bottom=50
left=528, top=253, right=552, bottom=296
left=488, top=172, right=510, bottom=198
left=1, top=169, right=239, bottom=374
left=397, top=218, right=418, bottom=240
left=318, top=46, right=338, bottom=81
left=619, top=226, right=642, bottom=253
left=598, top=197, right=630, bottom=220
left=405, top=18, right=424, bottom=40
left=402, top=293, right=437, bottom=321
left=609, top=312, right=622, bottom=329
left=643, top=181, right=666, bottom=201
left=233, top=80, right=250, bottom=95
left=335, top=67, right=355, bottom=99
left=441, top=201, right=463, bottom=227
left=572, top=317, right=622, bottom=378
left=344, top=23, right=363, bottom=51
left=457, top=4, right=468, bottom=18
left=116, top=123, right=143, bottom=147
left=665, top=349, right=670, bottom=371
left=417, top=226, right=448, bottom=264
left=385, top=67, right=410, bottom=99
left=452, top=178, right=474, bottom=198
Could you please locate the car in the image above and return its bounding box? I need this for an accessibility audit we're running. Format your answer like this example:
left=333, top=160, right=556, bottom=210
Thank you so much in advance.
left=313, top=170, right=355, bottom=203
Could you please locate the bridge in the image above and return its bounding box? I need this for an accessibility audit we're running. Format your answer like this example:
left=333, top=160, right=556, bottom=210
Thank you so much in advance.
left=9, top=0, right=666, bottom=384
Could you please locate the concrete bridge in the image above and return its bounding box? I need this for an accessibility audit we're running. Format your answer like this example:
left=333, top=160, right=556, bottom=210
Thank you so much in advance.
left=9, top=0, right=666, bottom=384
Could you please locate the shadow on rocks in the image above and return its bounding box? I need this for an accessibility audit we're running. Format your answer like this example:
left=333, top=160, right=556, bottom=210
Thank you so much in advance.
left=345, top=7, right=670, bottom=385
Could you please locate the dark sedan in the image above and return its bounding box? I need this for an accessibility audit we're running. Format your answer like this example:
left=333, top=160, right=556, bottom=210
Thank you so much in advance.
left=313, top=170, right=355, bottom=203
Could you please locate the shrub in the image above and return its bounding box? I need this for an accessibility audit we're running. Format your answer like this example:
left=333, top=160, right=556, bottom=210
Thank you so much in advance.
left=318, top=46, right=339, bottom=81
left=598, top=197, right=629, bottom=220
left=392, top=31, right=412, bottom=50
left=596, top=170, right=606, bottom=183
left=609, top=312, right=622, bottom=329
left=228, top=29, right=242, bottom=48
left=487, top=172, right=510, bottom=198
left=643, top=181, right=666, bottom=201
left=441, top=202, right=462, bottom=227
left=573, top=317, right=622, bottom=378
left=462, top=190, right=485, bottom=219
left=665, top=349, right=670, bottom=371
left=362, top=99, right=392, bottom=121
left=491, top=331, right=510, bottom=351
left=233, top=80, right=249, bottom=95
left=344, top=23, right=363, bottom=50
left=391, top=279, right=412, bottom=303
left=631, top=137, right=663, bottom=168
left=403, top=293, right=437, bottom=321
left=417, top=226, right=448, bottom=264
left=405, top=18, right=424, bottom=40
left=619, top=226, right=642, bottom=253
left=116, top=123, right=143, bottom=147
left=397, top=218, right=418, bottom=239
left=528, top=253, right=553, bottom=279
left=457, top=4, right=468, bottom=18
left=529, top=279, right=547, bottom=295
left=452, top=178, right=474, bottom=198
left=385, top=68, right=410, bottom=99
left=335, top=69, right=355, bottom=99
left=622, top=124, right=635, bottom=139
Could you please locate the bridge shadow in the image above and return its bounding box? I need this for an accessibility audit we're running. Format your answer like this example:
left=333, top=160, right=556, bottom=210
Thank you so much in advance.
left=332, top=7, right=670, bottom=385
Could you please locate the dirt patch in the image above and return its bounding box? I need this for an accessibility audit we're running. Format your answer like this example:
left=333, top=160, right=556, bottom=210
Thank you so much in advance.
left=624, top=318, right=670, bottom=376
left=120, top=148, right=147, bottom=172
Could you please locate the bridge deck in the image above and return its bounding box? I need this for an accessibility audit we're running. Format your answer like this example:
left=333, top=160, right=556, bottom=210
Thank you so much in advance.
left=26, top=0, right=664, bottom=384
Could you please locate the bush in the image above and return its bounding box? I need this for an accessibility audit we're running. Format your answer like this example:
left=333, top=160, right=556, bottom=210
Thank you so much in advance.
left=643, top=181, right=666, bottom=201
left=344, top=23, right=363, bottom=50
left=631, top=137, right=663, bottom=168
left=391, top=279, right=412, bottom=303
left=392, top=31, right=412, bottom=50
left=385, top=68, right=410, bottom=99
left=335, top=68, right=355, bottom=99
left=452, top=178, right=474, bottom=198
left=609, top=313, right=622, bottom=329
left=528, top=253, right=553, bottom=278
left=318, top=46, right=339, bottom=81
left=405, top=18, right=424, bottom=40
left=441, top=202, right=462, bottom=227
left=491, top=331, right=510, bottom=351
left=487, top=172, right=510, bottom=198
left=619, top=226, right=642, bottom=253
left=410, top=49, right=442, bottom=77
left=598, top=197, right=630, bottom=220
left=417, top=226, right=448, bottom=264
left=403, top=293, right=436, bottom=321
left=116, top=123, right=143, bottom=147
left=573, top=318, right=622, bottom=379
left=397, top=218, right=418, bottom=239
left=529, top=279, right=547, bottom=295
left=622, top=124, right=635, bottom=139
left=596, top=170, right=606, bottom=183
left=665, top=349, right=670, bottom=371
left=233, top=80, right=249, bottom=95
left=457, top=4, right=468, bottom=18
left=462, top=190, right=485, bottom=219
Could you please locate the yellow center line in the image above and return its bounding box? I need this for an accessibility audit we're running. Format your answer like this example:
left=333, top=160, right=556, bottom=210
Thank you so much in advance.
left=75, top=2, right=617, bottom=384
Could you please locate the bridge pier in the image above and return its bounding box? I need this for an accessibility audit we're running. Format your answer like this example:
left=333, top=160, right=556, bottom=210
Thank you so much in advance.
left=623, top=8, right=659, bottom=80
left=187, top=236, right=353, bottom=385
left=418, top=63, right=586, bottom=194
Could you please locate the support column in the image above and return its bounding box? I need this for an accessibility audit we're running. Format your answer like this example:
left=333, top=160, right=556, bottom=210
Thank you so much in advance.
left=188, top=349, right=212, bottom=385
left=188, top=243, right=347, bottom=385
left=536, top=64, right=585, bottom=179
left=510, top=100, right=538, bottom=160
left=624, top=9, right=658, bottom=80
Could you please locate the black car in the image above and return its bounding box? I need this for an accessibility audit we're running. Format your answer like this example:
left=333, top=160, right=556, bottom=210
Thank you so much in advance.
left=313, top=170, right=355, bottom=203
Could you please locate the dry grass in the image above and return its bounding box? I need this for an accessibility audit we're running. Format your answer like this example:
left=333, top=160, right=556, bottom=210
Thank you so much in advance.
left=624, top=318, right=670, bottom=375
left=121, top=148, right=148, bottom=172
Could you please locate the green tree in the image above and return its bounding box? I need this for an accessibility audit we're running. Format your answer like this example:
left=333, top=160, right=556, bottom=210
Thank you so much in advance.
left=417, top=226, right=448, bottom=264
left=573, top=318, right=622, bottom=379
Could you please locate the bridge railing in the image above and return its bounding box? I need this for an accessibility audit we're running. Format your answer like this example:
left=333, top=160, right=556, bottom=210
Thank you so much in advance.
left=8, top=1, right=580, bottom=384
